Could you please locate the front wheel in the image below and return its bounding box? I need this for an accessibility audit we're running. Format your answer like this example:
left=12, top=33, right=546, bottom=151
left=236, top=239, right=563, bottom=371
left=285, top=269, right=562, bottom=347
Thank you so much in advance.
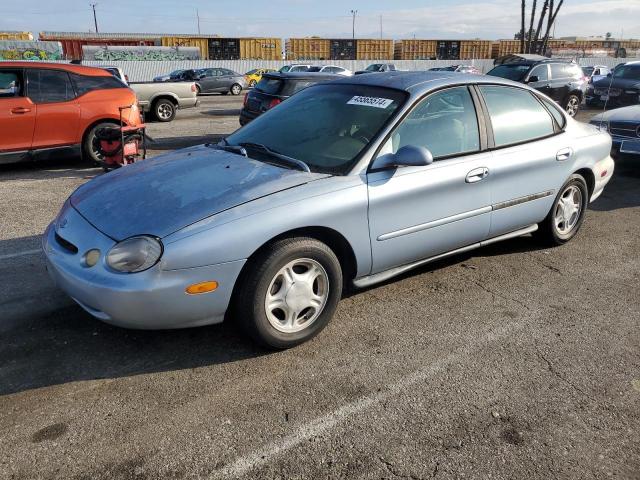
left=230, top=83, right=242, bottom=95
left=535, top=174, right=588, bottom=246
left=154, top=99, right=176, bottom=122
left=235, top=237, right=343, bottom=349
left=564, top=94, right=580, bottom=117
left=83, top=121, right=117, bottom=166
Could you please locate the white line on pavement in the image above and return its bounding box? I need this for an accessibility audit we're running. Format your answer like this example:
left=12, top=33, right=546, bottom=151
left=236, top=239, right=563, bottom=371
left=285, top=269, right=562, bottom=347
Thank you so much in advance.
left=210, top=321, right=526, bottom=479
left=0, top=249, right=42, bottom=261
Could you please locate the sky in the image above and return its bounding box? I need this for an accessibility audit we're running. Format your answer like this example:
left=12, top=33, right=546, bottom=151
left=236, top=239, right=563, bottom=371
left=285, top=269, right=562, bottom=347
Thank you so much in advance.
left=2, top=0, right=640, bottom=40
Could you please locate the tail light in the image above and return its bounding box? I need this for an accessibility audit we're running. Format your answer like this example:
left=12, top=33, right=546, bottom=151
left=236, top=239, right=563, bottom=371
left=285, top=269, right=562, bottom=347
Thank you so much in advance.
left=125, top=75, right=129, bottom=82
left=243, top=92, right=249, bottom=107
left=268, top=98, right=282, bottom=109
left=191, top=84, right=197, bottom=92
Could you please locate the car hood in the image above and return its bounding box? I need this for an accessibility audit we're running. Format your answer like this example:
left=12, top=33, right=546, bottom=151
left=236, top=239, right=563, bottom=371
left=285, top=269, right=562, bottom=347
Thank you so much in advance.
left=592, top=77, right=640, bottom=90
left=70, top=145, right=329, bottom=240
left=591, top=105, right=640, bottom=123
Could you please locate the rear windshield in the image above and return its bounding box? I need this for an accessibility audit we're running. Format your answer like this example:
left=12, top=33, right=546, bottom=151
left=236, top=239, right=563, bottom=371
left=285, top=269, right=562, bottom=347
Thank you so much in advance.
left=227, top=84, right=407, bottom=175
left=613, top=64, right=640, bottom=80
left=487, top=64, right=531, bottom=81
left=256, top=77, right=330, bottom=96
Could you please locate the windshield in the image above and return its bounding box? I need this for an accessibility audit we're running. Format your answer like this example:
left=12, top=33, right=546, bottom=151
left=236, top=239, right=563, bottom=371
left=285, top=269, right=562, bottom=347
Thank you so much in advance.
left=366, top=64, right=382, bottom=71
left=227, top=84, right=407, bottom=174
left=613, top=64, right=640, bottom=80
left=487, top=64, right=531, bottom=81
left=246, top=69, right=258, bottom=75
left=169, top=69, right=184, bottom=76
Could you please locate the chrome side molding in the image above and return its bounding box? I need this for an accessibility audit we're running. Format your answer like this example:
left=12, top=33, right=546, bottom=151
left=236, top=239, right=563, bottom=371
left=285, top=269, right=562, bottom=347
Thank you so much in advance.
left=354, top=224, right=538, bottom=289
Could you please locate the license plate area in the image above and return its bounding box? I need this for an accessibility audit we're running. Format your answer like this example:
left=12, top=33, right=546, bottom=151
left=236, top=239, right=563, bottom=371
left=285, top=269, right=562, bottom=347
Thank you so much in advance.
left=620, top=140, right=640, bottom=154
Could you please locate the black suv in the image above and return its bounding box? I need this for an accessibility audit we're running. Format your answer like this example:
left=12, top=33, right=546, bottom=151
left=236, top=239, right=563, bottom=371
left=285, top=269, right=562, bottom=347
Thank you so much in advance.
left=487, top=56, right=586, bottom=117
left=239, top=72, right=339, bottom=125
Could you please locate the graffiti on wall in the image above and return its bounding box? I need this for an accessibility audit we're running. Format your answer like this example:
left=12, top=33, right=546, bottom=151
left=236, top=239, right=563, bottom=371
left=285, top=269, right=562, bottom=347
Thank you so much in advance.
left=0, top=41, right=63, bottom=60
left=83, top=46, right=201, bottom=61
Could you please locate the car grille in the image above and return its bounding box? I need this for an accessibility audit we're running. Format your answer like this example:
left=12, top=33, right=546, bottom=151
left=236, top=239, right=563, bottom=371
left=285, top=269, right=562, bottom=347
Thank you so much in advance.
left=609, top=121, right=640, bottom=138
left=593, top=88, right=622, bottom=96
left=54, top=232, right=79, bottom=254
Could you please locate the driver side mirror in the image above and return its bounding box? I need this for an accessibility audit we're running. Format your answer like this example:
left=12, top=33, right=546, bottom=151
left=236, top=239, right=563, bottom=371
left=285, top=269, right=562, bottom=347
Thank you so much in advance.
left=371, top=145, right=434, bottom=170
left=527, top=75, right=539, bottom=83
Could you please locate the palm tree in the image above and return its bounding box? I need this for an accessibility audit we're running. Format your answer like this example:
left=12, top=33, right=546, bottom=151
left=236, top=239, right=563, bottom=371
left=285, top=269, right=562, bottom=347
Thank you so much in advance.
left=526, top=0, right=537, bottom=53
left=533, top=0, right=550, bottom=53
left=520, top=0, right=526, bottom=53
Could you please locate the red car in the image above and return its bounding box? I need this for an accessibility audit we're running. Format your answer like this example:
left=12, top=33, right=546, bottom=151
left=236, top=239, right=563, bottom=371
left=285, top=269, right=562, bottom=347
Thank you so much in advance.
left=0, top=62, right=142, bottom=165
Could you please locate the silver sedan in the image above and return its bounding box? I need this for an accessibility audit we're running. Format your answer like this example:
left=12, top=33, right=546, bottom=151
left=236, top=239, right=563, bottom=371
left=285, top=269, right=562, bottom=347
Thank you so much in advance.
left=43, top=72, right=614, bottom=348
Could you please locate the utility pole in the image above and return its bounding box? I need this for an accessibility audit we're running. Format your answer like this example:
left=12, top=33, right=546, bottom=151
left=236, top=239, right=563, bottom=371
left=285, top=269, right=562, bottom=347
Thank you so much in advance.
left=350, top=10, right=357, bottom=40
left=196, top=9, right=201, bottom=35
left=90, top=3, right=99, bottom=33
left=379, top=15, right=383, bottom=39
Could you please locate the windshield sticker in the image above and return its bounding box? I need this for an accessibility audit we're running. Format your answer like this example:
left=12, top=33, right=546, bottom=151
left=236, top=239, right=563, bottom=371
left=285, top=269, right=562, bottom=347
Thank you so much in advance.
left=347, top=96, right=394, bottom=109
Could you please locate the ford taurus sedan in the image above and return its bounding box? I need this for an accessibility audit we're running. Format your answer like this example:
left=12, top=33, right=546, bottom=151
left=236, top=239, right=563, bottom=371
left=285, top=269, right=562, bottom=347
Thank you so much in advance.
left=43, top=72, right=614, bottom=349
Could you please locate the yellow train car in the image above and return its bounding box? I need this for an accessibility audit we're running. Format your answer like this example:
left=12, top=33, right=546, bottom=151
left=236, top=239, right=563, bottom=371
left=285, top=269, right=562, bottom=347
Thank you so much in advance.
left=356, top=39, right=394, bottom=60
left=394, top=40, right=437, bottom=60
left=0, top=31, right=33, bottom=41
left=161, top=36, right=209, bottom=59
left=285, top=38, right=331, bottom=60
left=239, top=38, right=282, bottom=60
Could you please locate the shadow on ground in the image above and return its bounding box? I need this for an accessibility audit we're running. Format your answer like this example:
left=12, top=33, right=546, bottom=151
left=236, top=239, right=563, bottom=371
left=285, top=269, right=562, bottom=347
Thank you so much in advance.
left=146, top=134, right=225, bottom=151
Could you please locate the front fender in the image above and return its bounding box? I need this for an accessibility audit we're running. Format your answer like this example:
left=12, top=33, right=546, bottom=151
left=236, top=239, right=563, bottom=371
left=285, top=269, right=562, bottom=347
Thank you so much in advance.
left=160, top=176, right=372, bottom=277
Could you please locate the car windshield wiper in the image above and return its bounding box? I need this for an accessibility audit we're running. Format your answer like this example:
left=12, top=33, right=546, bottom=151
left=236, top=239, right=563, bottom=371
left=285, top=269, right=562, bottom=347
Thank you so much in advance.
left=237, top=142, right=311, bottom=173
left=207, top=139, right=248, bottom=157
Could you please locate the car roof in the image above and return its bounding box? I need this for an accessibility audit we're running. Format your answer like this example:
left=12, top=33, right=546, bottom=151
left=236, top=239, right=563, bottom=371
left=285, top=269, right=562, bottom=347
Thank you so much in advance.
left=327, top=71, right=526, bottom=94
left=0, top=61, right=112, bottom=77
left=264, top=72, right=342, bottom=80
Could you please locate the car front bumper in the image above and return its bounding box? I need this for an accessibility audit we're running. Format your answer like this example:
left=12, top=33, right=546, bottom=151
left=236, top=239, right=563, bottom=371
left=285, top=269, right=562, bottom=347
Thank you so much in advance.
left=590, top=154, right=615, bottom=202
left=42, top=206, right=245, bottom=330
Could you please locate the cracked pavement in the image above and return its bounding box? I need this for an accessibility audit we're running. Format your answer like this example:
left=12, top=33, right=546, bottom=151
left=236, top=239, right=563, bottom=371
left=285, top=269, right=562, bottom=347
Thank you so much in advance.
left=0, top=98, right=639, bottom=479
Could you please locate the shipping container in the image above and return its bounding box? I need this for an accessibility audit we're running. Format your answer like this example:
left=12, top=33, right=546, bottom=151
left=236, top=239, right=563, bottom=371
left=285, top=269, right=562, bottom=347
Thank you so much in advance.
left=0, top=31, right=33, bottom=41
left=239, top=37, right=282, bottom=60
left=285, top=38, right=330, bottom=60
left=459, top=40, right=492, bottom=59
left=330, top=39, right=356, bottom=60
left=356, top=39, right=394, bottom=60
left=161, top=36, right=209, bottom=59
left=436, top=40, right=460, bottom=60
left=208, top=38, right=240, bottom=60
left=394, top=40, right=437, bottom=60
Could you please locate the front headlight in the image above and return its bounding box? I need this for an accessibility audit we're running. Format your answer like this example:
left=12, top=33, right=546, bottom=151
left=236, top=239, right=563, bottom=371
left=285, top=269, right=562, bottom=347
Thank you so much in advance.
left=106, top=236, right=163, bottom=273
left=591, top=121, right=609, bottom=132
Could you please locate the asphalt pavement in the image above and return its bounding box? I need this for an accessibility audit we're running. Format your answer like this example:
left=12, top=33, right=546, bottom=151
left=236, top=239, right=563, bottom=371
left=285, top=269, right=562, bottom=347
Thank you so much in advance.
left=0, top=96, right=638, bottom=480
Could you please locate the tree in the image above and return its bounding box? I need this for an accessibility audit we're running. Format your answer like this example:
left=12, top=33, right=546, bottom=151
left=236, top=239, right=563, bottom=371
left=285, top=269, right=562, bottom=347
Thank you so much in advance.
left=526, top=0, right=537, bottom=53
left=532, top=0, right=550, bottom=52
left=540, top=0, right=564, bottom=54
left=520, top=0, right=526, bottom=53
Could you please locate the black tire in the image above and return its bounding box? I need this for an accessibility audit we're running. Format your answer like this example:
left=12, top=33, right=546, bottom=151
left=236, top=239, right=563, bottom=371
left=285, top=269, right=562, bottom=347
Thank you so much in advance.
left=153, top=98, right=176, bottom=122
left=535, top=174, right=588, bottom=246
left=564, top=94, right=580, bottom=117
left=195, top=84, right=201, bottom=95
left=82, top=121, right=118, bottom=166
left=235, top=237, right=343, bottom=349
left=230, top=83, right=242, bottom=96
left=249, top=79, right=257, bottom=88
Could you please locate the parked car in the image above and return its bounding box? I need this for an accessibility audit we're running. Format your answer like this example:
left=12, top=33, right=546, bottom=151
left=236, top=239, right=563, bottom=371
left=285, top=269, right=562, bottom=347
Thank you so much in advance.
left=307, top=65, right=352, bottom=76
left=429, top=65, right=481, bottom=74
left=587, top=61, right=640, bottom=108
left=355, top=63, right=397, bottom=75
left=193, top=67, right=247, bottom=95
left=130, top=81, right=198, bottom=122
left=153, top=69, right=185, bottom=82
left=0, top=61, right=142, bottom=165
left=99, top=66, right=128, bottom=85
left=239, top=72, right=339, bottom=125
left=44, top=72, right=614, bottom=348
left=487, top=58, right=586, bottom=117
left=245, top=68, right=277, bottom=88
left=581, top=65, right=610, bottom=84
left=279, top=64, right=312, bottom=73
left=590, top=105, right=640, bottom=156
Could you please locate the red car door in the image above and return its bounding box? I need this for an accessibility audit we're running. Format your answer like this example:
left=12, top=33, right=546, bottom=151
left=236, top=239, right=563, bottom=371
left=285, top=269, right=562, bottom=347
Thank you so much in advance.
left=0, top=68, right=36, bottom=154
left=26, top=68, right=80, bottom=150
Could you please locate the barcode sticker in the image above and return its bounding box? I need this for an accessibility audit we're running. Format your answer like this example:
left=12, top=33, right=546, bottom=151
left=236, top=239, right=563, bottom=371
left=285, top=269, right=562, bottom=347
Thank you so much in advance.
left=347, top=96, right=394, bottom=109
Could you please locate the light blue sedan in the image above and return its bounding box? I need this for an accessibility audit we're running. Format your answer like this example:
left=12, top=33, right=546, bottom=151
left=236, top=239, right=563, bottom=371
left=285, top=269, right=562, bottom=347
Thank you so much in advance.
left=43, top=72, right=614, bottom=348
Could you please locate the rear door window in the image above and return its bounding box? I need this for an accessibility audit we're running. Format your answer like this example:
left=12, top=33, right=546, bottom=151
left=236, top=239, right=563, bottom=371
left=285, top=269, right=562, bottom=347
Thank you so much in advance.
left=480, top=85, right=555, bottom=146
left=0, top=70, right=22, bottom=97
left=26, top=69, right=75, bottom=103
left=70, top=73, right=125, bottom=96
left=550, top=63, right=567, bottom=79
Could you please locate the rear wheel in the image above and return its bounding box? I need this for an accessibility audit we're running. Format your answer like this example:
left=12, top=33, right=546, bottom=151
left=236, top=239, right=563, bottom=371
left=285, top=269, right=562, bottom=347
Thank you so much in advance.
left=235, top=237, right=343, bottom=349
left=82, top=121, right=117, bottom=166
left=153, top=98, right=176, bottom=122
left=564, top=94, right=580, bottom=117
left=535, top=174, right=588, bottom=246
left=230, top=83, right=242, bottom=96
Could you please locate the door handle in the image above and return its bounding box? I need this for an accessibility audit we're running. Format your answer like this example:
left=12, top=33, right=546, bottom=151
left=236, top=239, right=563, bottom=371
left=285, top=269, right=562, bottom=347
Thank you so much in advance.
left=556, top=148, right=573, bottom=161
left=11, top=107, right=31, bottom=114
left=465, top=167, right=489, bottom=183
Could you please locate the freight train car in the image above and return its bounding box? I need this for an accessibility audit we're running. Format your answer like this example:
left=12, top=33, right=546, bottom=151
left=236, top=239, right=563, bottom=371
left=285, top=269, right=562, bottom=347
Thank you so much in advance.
left=83, top=45, right=200, bottom=61
left=330, top=39, right=356, bottom=60
left=356, top=39, right=394, bottom=60
left=394, top=40, right=437, bottom=60
left=459, top=40, right=492, bottom=59
left=0, top=40, right=63, bottom=60
left=39, top=32, right=160, bottom=60
left=161, top=36, right=209, bottom=59
left=285, top=38, right=330, bottom=60
left=0, top=31, right=34, bottom=41
left=239, top=38, right=282, bottom=59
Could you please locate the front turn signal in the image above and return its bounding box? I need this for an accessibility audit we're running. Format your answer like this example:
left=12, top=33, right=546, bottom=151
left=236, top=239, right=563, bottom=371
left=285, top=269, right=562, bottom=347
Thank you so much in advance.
left=186, top=281, right=218, bottom=295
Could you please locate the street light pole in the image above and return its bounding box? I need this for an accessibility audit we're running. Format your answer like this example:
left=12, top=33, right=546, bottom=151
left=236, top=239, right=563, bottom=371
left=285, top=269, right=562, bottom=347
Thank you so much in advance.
left=90, top=3, right=99, bottom=33
left=350, top=10, right=357, bottom=39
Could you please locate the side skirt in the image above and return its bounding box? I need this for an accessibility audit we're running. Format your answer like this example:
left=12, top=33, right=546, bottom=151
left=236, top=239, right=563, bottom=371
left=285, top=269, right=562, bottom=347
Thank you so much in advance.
left=352, top=224, right=538, bottom=289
